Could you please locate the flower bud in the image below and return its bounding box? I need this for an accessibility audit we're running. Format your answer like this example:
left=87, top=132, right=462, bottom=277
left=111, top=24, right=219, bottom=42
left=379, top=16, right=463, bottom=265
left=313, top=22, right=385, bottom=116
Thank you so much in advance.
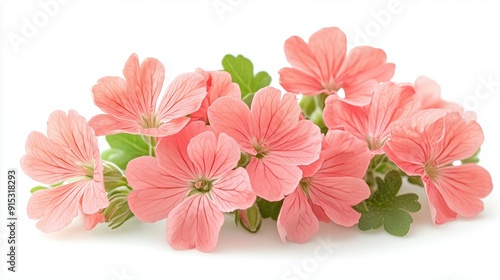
left=235, top=203, right=262, bottom=233
left=102, top=161, right=127, bottom=191
left=102, top=187, right=134, bottom=229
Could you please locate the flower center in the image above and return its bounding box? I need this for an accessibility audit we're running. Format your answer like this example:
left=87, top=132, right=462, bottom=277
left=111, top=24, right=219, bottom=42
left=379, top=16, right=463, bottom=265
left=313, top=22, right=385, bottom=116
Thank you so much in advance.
left=253, top=142, right=269, bottom=159
left=424, top=161, right=439, bottom=179
left=192, top=177, right=214, bottom=193
left=81, top=163, right=95, bottom=179
left=322, top=81, right=341, bottom=95
left=140, top=114, right=162, bottom=129
left=300, top=177, right=311, bottom=196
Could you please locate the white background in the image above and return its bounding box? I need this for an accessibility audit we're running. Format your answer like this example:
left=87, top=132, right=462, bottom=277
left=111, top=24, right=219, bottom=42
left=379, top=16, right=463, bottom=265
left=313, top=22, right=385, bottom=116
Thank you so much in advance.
left=1, top=1, right=500, bottom=279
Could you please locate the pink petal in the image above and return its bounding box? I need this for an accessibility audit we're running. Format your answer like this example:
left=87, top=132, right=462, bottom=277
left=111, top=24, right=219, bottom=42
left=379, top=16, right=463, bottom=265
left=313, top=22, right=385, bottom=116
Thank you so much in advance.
left=88, top=114, right=142, bottom=136
left=207, top=96, right=255, bottom=154
left=433, top=165, right=492, bottom=218
left=423, top=175, right=458, bottom=224
left=211, top=168, right=255, bottom=212
left=414, top=76, right=443, bottom=109
left=83, top=211, right=105, bottom=230
left=191, top=69, right=240, bottom=123
left=187, top=132, right=240, bottom=179
left=277, top=188, right=319, bottom=243
left=336, top=46, right=394, bottom=86
left=21, top=132, right=82, bottom=184
left=27, top=180, right=88, bottom=233
left=126, top=156, right=189, bottom=222
left=81, top=180, right=109, bottom=214
left=269, top=120, right=322, bottom=165
left=299, top=156, right=324, bottom=178
left=157, top=72, right=207, bottom=120
left=156, top=121, right=209, bottom=181
left=278, top=67, right=323, bottom=95
left=251, top=88, right=301, bottom=143
left=150, top=117, right=190, bottom=137
left=366, top=83, right=419, bottom=150
left=123, top=54, right=165, bottom=116
left=414, top=76, right=466, bottom=115
left=309, top=177, right=369, bottom=227
left=47, top=110, right=99, bottom=165
left=167, top=194, right=224, bottom=252
left=432, top=112, right=484, bottom=165
left=308, top=27, right=347, bottom=83
left=340, top=79, right=378, bottom=106
left=282, top=35, right=323, bottom=81
left=324, top=95, right=369, bottom=142
left=245, top=156, right=302, bottom=201
left=317, top=130, right=371, bottom=178
left=308, top=197, right=330, bottom=223
left=92, top=76, right=133, bottom=120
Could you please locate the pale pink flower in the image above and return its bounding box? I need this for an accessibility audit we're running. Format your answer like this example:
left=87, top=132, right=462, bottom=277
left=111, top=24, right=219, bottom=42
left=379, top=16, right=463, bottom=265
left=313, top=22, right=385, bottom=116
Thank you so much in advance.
left=126, top=122, right=255, bottom=252
left=384, top=110, right=493, bottom=224
left=21, top=110, right=109, bottom=233
left=208, top=86, right=322, bottom=202
left=89, top=53, right=207, bottom=137
left=414, top=76, right=463, bottom=111
left=190, top=68, right=240, bottom=124
left=324, top=82, right=420, bottom=154
left=278, top=130, right=371, bottom=243
left=279, top=27, right=395, bottom=105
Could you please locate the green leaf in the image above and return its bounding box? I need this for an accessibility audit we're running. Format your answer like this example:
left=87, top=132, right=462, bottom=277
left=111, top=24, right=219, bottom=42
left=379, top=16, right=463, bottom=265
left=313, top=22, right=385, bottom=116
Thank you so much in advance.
left=256, top=197, right=283, bottom=220
left=30, top=186, right=48, bottom=193
left=221, top=54, right=271, bottom=98
left=102, top=133, right=151, bottom=169
left=356, top=170, right=421, bottom=236
left=242, top=92, right=255, bottom=108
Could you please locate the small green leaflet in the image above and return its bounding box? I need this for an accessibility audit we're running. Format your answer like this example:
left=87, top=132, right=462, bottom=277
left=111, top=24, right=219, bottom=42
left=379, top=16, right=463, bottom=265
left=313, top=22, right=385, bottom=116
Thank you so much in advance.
left=221, top=54, right=272, bottom=99
left=30, top=186, right=48, bottom=193
left=355, top=170, right=421, bottom=236
left=102, top=133, right=151, bottom=170
left=256, top=197, right=283, bottom=221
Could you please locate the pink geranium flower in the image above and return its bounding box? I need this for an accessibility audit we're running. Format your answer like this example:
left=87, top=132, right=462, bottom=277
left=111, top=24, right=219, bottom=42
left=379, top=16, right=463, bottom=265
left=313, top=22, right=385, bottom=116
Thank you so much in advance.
left=279, top=27, right=395, bottom=105
left=414, top=76, right=476, bottom=120
left=126, top=122, right=255, bottom=252
left=21, top=110, right=109, bottom=233
left=208, top=86, right=322, bottom=202
left=278, top=130, right=371, bottom=243
left=189, top=68, right=240, bottom=124
left=89, top=53, right=207, bottom=137
left=414, top=76, right=462, bottom=111
left=324, top=82, right=419, bottom=154
left=384, top=110, right=493, bottom=224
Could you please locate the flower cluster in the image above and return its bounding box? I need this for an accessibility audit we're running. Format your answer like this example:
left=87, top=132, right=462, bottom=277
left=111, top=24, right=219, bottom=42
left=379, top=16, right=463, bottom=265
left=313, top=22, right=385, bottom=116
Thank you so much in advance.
left=22, top=27, right=493, bottom=251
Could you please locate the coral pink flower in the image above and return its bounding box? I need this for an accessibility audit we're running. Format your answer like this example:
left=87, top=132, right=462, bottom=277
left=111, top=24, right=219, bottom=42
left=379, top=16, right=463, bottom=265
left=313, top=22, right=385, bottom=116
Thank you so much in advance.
left=278, top=130, right=371, bottom=243
left=126, top=122, right=255, bottom=252
left=190, top=68, right=240, bottom=124
left=384, top=110, right=493, bottom=224
left=208, top=86, right=322, bottom=202
left=324, top=82, right=419, bottom=154
left=414, top=76, right=462, bottom=111
left=89, top=53, right=207, bottom=137
left=279, top=27, right=395, bottom=105
left=414, top=76, right=476, bottom=120
left=21, top=110, right=109, bottom=233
